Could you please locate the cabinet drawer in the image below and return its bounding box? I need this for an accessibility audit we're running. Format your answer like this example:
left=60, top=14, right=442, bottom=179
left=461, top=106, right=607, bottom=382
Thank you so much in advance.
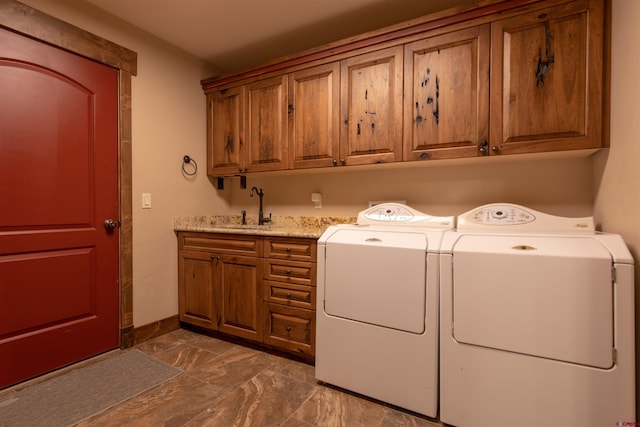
left=178, top=231, right=261, bottom=256
left=264, top=281, right=315, bottom=309
left=265, top=238, right=317, bottom=261
left=265, top=259, right=316, bottom=285
left=264, top=303, right=315, bottom=356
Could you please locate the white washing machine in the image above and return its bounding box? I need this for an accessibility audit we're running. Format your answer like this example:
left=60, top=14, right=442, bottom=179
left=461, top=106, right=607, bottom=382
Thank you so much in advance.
left=316, top=203, right=454, bottom=417
left=439, top=203, right=635, bottom=427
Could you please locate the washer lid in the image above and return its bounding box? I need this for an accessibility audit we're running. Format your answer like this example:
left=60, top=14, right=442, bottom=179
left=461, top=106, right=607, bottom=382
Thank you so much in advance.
left=451, top=234, right=614, bottom=368
left=323, top=229, right=428, bottom=333
left=322, top=227, right=430, bottom=249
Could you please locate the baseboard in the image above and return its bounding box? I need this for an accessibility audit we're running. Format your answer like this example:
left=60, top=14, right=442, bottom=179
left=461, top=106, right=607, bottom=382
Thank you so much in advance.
left=132, top=315, right=180, bottom=346
left=120, top=326, right=135, bottom=349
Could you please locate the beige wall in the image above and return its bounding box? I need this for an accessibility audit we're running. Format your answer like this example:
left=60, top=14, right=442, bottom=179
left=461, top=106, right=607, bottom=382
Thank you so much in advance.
left=226, top=154, right=595, bottom=219
left=594, top=0, right=640, bottom=256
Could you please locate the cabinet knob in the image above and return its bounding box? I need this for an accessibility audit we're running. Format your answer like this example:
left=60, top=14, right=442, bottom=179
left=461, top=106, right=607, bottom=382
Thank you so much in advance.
left=492, top=146, right=499, bottom=153
left=288, top=104, right=294, bottom=114
left=285, top=270, right=292, bottom=275
left=479, top=140, right=489, bottom=155
left=285, top=247, right=291, bottom=252
left=332, top=159, right=338, bottom=166
left=285, top=326, right=291, bottom=332
left=419, top=152, right=429, bottom=160
left=286, top=293, right=292, bottom=299
left=340, top=159, right=345, bottom=165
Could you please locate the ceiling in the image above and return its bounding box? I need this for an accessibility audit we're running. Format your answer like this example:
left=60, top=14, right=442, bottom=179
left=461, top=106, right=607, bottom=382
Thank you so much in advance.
left=83, top=0, right=475, bottom=75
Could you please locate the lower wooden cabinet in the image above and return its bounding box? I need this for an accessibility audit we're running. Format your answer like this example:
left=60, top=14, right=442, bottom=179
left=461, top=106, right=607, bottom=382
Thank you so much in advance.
left=177, top=231, right=317, bottom=360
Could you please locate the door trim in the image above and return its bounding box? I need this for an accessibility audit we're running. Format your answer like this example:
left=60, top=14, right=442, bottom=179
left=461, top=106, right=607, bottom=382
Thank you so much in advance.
left=0, top=0, right=137, bottom=347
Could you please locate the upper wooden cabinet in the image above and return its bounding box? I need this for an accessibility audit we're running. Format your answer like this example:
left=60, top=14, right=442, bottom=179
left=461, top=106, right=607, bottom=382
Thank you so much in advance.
left=206, top=86, right=244, bottom=175
left=202, top=0, right=607, bottom=175
left=404, top=25, right=490, bottom=161
left=288, top=63, right=340, bottom=169
left=246, top=75, right=289, bottom=172
left=341, top=46, right=403, bottom=166
left=489, top=0, right=603, bottom=154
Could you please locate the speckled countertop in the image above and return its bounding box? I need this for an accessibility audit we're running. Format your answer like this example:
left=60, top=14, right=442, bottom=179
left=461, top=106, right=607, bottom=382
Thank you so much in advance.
left=173, top=215, right=356, bottom=239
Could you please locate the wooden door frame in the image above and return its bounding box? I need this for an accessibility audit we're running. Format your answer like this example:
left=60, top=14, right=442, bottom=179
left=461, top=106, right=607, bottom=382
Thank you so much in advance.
left=0, top=0, right=137, bottom=348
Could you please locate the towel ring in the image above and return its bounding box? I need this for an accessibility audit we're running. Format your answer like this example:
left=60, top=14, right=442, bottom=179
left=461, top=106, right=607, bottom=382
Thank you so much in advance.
left=182, top=155, right=197, bottom=176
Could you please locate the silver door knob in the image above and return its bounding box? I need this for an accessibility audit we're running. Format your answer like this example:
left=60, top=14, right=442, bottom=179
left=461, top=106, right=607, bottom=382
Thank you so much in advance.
left=104, top=219, right=118, bottom=231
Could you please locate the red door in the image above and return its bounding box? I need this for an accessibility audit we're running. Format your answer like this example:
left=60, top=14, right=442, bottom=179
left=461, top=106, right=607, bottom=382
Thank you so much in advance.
left=0, top=28, right=119, bottom=388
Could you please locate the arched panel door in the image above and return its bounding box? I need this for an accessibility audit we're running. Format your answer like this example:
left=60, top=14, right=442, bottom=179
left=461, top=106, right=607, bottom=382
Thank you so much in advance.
left=0, top=27, right=119, bottom=388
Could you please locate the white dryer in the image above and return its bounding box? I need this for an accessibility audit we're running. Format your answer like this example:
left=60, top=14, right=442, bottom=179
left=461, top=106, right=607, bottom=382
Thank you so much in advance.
left=439, top=203, right=635, bottom=427
left=316, top=203, right=454, bottom=417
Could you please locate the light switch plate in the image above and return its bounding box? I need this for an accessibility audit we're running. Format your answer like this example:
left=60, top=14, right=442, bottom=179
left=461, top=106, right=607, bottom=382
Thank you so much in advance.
left=142, top=193, right=152, bottom=209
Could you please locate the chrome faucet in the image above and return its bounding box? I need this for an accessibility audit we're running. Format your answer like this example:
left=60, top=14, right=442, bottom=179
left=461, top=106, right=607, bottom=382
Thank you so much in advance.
left=249, top=187, right=270, bottom=225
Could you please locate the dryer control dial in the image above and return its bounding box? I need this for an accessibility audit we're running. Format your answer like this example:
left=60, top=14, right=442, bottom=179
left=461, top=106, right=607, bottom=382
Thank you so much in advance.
left=364, top=205, right=414, bottom=222
left=356, top=203, right=454, bottom=228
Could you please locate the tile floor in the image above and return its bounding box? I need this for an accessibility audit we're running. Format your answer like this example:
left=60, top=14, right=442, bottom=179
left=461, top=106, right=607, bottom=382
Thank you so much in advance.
left=76, top=328, right=445, bottom=426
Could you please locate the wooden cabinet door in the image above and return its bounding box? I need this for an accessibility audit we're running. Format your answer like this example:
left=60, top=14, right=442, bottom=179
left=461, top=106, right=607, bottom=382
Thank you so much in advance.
left=340, top=46, right=403, bottom=166
left=288, top=62, right=341, bottom=169
left=404, top=25, right=490, bottom=161
left=490, top=0, right=603, bottom=155
left=246, top=75, right=288, bottom=172
left=206, top=86, right=245, bottom=175
left=178, top=251, right=218, bottom=329
left=217, top=254, right=263, bottom=341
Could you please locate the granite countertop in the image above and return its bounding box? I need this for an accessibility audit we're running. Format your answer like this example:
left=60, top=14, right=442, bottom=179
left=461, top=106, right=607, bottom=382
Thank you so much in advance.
left=173, top=215, right=356, bottom=239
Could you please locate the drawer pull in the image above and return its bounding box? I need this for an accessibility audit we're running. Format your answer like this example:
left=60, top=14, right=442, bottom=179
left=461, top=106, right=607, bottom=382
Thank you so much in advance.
left=286, top=293, right=292, bottom=299
left=285, top=270, right=292, bottom=275
left=285, top=326, right=291, bottom=332
left=285, top=247, right=291, bottom=252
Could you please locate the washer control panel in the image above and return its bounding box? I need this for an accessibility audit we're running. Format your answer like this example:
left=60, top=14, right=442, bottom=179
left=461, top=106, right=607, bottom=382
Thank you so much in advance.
left=469, top=205, right=535, bottom=225
left=457, top=203, right=595, bottom=232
